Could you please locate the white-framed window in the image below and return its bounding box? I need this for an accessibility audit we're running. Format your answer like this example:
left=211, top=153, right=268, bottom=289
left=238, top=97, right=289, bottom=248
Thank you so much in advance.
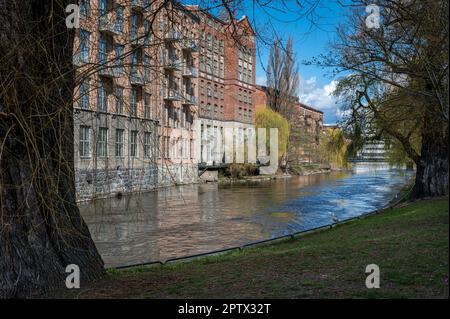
left=131, top=86, right=138, bottom=116
left=79, top=126, right=91, bottom=158
left=115, top=129, right=124, bottom=157
left=115, top=5, right=124, bottom=33
left=97, top=127, right=108, bottom=157
left=115, top=86, right=124, bottom=114
left=80, top=29, right=90, bottom=62
left=130, top=130, right=138, bottom=157
left=144, top=131, right=153, bottom=158
left=144, top=93, right=151, bottom=119
left=80, top=0, right=90, bottom=17
left=79, top=79, right=90, bottom=109
left=98, top=81, right=107, bottom=112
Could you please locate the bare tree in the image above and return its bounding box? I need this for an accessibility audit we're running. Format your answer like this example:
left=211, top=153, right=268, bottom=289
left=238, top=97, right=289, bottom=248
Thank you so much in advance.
left=266, top=36, right=299, bottom=119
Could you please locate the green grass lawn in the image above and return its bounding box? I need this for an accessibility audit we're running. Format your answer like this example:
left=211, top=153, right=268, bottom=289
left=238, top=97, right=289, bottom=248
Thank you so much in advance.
left=60, top=197, right=449, bottom=299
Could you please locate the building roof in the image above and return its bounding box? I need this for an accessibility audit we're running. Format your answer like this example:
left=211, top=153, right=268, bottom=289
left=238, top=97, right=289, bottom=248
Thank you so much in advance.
left=297, top=102, right=323, bottom=114
left=255, top=85, right=323, bottom=114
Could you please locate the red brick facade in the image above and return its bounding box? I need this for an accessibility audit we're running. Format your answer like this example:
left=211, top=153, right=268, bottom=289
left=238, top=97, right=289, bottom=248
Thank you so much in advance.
left=186, top=7, right=256, bottom=124
left=254, top=85, right=324, bottom=143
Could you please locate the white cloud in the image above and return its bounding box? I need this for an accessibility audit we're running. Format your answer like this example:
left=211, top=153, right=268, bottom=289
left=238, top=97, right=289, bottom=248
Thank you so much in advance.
left=298, top=76, right=343, bottom=124
left=256, top=76, right=266, bottom=86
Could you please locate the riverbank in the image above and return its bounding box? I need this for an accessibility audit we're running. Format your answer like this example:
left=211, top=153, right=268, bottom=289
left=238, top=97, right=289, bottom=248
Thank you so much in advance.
left=217, top=164, right=337, bottom=185
left=56, top=196, right=448, bottom=299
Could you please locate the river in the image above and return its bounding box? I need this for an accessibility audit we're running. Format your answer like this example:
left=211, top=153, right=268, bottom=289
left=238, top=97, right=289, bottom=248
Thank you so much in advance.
left=80, top=163, right=413, bottom=268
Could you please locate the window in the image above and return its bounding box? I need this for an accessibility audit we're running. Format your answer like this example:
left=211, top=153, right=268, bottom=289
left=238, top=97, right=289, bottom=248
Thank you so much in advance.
left=164, top=136, right=170, bottom=159
left=207, top=82, right=211, bottom=97
left=130, top=86, right=138, bottom=116
left=115, top=44, right=124, bottom=74
left=130, top=14, right=139, bottom=39
left=144, top=93, right=151, bottom=118
left=206, top=33, right=211, bottom=50
left=79, top=80, right=89, bottom=109
left=97, top=81, right=107, bottom=112
left=172, top=108, right=178, bottom=128
left=213, top=57, right=218, bottom=76
left=200, top=32, right=206, bottom=48
left=80, top=0, right=90, bottom=17
left=220, top=60, right=224, bottom=78
left=144, top=131, right=153, bottom=158
left=97, top=127, right=108, bottom=157
left=131, top=49, right=139, bottom=76
left=220, top=40, right=224, bottom=55
left=164, top=105, right=169, bottom=126
left=144, top=54, right=151, bottom=82
left=80, top=29, right=90, bottom=62
left=130, top=130, right=138, bottom=157
left=79, top=126, right=91, bottom=158
left=206, top=103, right=211, bottom=118
left=99, top=0, right=108, bottom=16
left=115, top=6, right=124, bottom=33
left=200, top=55, right=205, bottom=71
left=206, top=56, right=211, bottom=74
left=98, top=35, right=107, bottom=64
left=144, top=20, right=151, bottom=46
left=143, top=0, right=151, bottom=10
left=115, top=129, right=124, bottom=157
left=181, top=108, right=185, bottom=128
left=115, top=86, right=123, bottom=114
left=200, top=80, right=204, bottom=95
left=213, top=36, right=218, bottom=52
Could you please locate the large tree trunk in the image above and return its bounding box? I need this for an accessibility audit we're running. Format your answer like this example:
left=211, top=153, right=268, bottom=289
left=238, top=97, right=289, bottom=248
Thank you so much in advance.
left=0, top=0, right=105, bottom=298
left=411, top=97, right=449, bottom=199
left=411, top=128, right=449, bottom=199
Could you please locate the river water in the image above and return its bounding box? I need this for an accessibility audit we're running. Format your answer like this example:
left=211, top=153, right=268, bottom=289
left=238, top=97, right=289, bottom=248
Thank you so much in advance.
left=80, top=163, right=413, bottom=268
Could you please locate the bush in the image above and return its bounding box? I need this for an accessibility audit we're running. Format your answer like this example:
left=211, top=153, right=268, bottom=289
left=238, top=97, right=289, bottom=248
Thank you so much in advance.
left=255, top=108, right=290, bottom=161
left=224, top=163, right=259, bottom=179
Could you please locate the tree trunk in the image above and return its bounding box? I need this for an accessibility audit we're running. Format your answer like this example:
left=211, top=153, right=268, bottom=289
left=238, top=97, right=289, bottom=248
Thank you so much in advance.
left=411, top=128, right=449, bottom=199
left=0, top=0, right=105, bottom=298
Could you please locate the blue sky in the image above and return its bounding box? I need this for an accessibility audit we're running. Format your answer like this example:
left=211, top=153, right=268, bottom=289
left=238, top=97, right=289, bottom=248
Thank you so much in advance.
left=243, top=0, right=347, bottom=124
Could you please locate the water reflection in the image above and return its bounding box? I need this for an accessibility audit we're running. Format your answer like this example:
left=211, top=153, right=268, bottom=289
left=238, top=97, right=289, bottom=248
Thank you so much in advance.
left=80, top=163, right=413, bottom=267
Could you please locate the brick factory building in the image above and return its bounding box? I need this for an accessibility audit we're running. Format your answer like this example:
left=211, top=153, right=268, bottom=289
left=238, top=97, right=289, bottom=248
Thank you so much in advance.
left=72, top=0, right=256, bottom=200
left=187, top=6, right=256, bottom=166
left=254, top=85, right=324, bottom=163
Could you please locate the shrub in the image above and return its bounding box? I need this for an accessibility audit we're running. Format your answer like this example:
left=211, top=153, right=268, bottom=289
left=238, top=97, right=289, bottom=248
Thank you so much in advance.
left=255, top=108, right=290, bottom=161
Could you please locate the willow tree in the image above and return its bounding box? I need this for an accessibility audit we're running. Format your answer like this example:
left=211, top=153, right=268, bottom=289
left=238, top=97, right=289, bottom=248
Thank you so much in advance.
left=323, top=0, right=448, bottom=198
left=0, top=1, right=104, bottom=297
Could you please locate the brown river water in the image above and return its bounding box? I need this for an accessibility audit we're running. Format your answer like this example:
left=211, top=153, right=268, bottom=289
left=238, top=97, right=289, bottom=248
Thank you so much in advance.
left=80, top=163, right=413, bottom=268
